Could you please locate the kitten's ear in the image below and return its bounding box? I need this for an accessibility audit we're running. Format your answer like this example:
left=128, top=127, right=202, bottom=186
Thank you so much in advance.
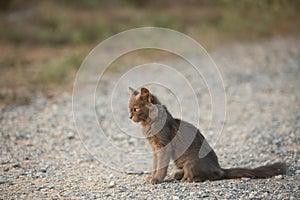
left=140, top=87, right=151, bottom=103
left=140, top=87, right=149, bottom=96
left=128, top=87, right=139, bottom=96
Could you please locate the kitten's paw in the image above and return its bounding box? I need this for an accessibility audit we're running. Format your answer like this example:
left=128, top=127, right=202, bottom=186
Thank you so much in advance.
left=187, top=178, right=194, bottom=182
left=146, top=176, right=161, bottom=184
left=150, top=178, right=161, bottom=184
left=146, top=176, right=152, bottom=183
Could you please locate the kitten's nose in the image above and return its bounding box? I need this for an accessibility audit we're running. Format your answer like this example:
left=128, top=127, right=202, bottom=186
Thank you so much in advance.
left=129, top=113, right=133, bottom=119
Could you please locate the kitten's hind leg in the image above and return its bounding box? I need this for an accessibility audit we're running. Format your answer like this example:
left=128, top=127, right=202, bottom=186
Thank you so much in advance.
left=182, top=162, right=195, bottom=182
left=173, top=170, right=184, bottom=180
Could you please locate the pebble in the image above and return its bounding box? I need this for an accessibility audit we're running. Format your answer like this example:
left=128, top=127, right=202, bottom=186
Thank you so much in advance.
left=249, top=192, right=257, bottom=199
left=12, top=163, right=21, bottom=168
left=37, top=186, right=45, bottom=191
left=67, top=132, right=75, bottom=140
left=172, top=195, right=180, bottom=200
left=275, top=175, right=283, bottom=180
left=241, top=177, right=250, bottom=181
left=108, top=181, right=115, bottom=188
left=40, top=167, right=47, bottom=173
left=0, top=179, right=7, bottom=184
left=128, top=137, right=137, bottom=144
left=0, top=160, right=5, bottom=165
left=200, top=193, right=209, bottom=198
left=48, top=184, right=55, bottom=189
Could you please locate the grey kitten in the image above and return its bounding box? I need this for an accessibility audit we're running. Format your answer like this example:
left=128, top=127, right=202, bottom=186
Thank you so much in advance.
left=129, top=87, right=287, bottom=184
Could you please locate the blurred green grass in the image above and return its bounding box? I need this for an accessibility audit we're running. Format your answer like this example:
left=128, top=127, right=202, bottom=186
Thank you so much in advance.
left=1, top=0, right=298, bottom=46
left=0, top=0, right=299, bottom=106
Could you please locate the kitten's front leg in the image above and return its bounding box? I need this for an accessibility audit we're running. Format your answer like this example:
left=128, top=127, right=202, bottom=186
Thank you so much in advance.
left=146, top=152, right=158, bottom=183
left=149, top=147, right=172, bottom=184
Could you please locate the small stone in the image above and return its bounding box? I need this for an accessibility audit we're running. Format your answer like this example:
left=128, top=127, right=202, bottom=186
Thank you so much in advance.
left=1, top=160, right=9, bottom=165
left=39, top=173, right=46, bottom=178
left=12, top=163, right=21, bottom=168
left=190, top=192, right=196, bottom=197
left=295, top=170, right=300, bottom=175
left=128, top=137, right=136, bottom=144
left=172, top=195, right=180, bottom=200
left=200, top=193, right=209, bottom=198
left=40, top=167, right=47, bottom=173
left=37, top=186, right=45, bottom=191
left=0, top=179, right=7, bottom=184
left=241, top=177, right=250, bottom=181
left=263, top=192, right=269, bottom=198
left=109, top=174, right=115, bottom=179
left=4, top=168, right=9, bottom=172
left=48, top=184, right=55, bottom=189
left=108, top=181, right=115, bottom=188
left=67, top=132, right=75, bottom=140
left=75, top=192, right=80, bottom=196
left=275, top=175, right=283, bottom=179
left=249, top=192, right=257, bottom=199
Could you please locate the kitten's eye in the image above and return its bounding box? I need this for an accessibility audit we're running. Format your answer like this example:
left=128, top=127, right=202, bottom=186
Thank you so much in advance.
left=133, top=108, right=140, bottom=112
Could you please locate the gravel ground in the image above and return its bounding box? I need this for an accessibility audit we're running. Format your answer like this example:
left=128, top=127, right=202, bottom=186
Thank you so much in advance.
left=1, top=37, right=300, bottom=199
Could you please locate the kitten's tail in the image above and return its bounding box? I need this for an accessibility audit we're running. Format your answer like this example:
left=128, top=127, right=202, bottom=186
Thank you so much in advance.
left=222, top=162, right=287, bottom=179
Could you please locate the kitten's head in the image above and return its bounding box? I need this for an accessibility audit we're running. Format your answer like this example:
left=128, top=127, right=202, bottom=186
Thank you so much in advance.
left=128, top=87, right=155, bottom=124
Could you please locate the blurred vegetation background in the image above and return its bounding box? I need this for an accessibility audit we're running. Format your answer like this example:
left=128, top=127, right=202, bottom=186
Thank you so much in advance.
left=0, top=0, right=299, bottom=106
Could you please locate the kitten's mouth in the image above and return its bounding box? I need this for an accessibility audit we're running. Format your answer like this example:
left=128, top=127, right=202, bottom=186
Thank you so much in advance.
left=131, top=116, right=140, bottom=123
left=131, top=118, right=138, bottom=122
left=131, top=115, right=148, bottom=123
